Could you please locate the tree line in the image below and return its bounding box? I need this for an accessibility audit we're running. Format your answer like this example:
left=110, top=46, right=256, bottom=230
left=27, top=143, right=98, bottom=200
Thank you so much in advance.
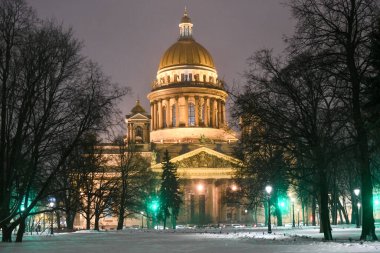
left=0, top=0, right=129, bottom=242
left=232, top=0, right=379, bottom=241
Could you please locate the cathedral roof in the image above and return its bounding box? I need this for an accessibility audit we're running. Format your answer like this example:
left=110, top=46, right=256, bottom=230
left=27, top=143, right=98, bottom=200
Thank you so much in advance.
left=158, top=39, right=215, bottom=70
left=158, top=9, right=215, bottom=71
left=130, top=100, right=146, bottom=115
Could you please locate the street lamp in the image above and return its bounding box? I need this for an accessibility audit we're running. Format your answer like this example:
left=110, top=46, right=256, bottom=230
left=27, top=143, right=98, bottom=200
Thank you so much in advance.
left=265, top=185, right=272, bottom=234
left=196, top=183, right=205, bottom=193
left=140, top=211, right=144, bottom=229
left=291, top=198, right=295, bottom=228
left=354, top=188, right=360, bottom=228
left=48, top=197, right=56, bottom=235
left=357, top=202, right=361, bottom=227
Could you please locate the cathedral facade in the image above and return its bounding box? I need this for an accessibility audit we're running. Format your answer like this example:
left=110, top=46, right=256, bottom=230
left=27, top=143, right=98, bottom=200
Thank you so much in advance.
left=125, top=10, right=245, bottom=226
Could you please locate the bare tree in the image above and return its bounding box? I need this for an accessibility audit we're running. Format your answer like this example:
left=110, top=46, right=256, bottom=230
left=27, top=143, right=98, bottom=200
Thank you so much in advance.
left=73, top=134, right=117, bottom=231
left=0, top=0, right=126, bottom=242
left=288, top=0, right=379, bottom=240
left=112, top=137, right=154, bottom=230
left=232, top=119, right=290, bottom=227
left=233, top=51, right=349, bottom=240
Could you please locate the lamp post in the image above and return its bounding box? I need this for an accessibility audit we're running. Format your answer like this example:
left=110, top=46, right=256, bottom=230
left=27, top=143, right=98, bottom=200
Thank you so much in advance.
left=357, top=202, right=361, bottom=227
left=140, top=211, right=144, bottom=229
left=291, top=198, right=295, bottom=228
left=48, top=197, right=56, bottom=235
left=354, top=188, right=360, bottom=228
left=265, top=185, right=272, bottom=234
left=297, top=209, right=300, bottom=227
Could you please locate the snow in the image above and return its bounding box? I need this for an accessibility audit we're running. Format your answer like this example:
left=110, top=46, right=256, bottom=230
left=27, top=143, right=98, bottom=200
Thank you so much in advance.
left=1, top=226, right=380, bottom=253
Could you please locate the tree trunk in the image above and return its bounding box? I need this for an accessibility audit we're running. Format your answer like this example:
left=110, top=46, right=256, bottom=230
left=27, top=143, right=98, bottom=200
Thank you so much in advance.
left=56, top=212, right=61, bottom=230
left=305, top=202, right=309, bottom=226
left=16, top=218, right=26, bottom=242
left=275, top=204, right=283, bottom=226
left=319, top=171, right=332, bottom=240
left=117, top=175, right=127, bottom=230
left=117, top=211, right=124, bottom=230
left=331, top=180, right=338, bottom=225
left=86, top=217, right=91, bottom=230
left=348, top=46, right=378, bottom=241
left=338, top=205, right=343, bottom=224
left=94, top=213, right=100, bottom=231
left=66, top=212, right=75, bottom=230
left=163, top=213, right=167, bottom=229
left=337, top=198, right=350, bottom=224
left=2, top=225, right=13, bottom=242
left=302, top=201, right=305, bottom=226
left=312, top=196, right=316, bottom=226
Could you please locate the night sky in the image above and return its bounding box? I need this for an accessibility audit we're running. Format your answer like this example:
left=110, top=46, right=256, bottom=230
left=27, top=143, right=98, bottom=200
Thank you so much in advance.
left=26, top=0, right=294, bottom=126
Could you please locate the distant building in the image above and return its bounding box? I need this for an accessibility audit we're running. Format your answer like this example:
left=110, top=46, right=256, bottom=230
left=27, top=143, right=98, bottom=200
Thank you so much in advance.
left=74, top=9, right=246, bottom=230
left=126, top=9, right=242, bottom=226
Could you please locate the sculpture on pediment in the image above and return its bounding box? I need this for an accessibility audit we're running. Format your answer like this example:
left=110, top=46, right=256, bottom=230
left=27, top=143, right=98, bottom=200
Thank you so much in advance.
left=176, top=151, right=233, bottom=168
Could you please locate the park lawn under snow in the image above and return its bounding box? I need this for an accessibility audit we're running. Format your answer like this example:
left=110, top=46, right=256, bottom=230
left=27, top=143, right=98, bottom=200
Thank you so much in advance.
left=1, top=227, right=380, bottom=253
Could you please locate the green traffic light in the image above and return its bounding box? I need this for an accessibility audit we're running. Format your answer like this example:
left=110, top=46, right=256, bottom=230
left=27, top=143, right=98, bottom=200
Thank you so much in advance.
left=151, top=201, right=159, bottom=211
left=277, top=197, right=289, bottom=214
left=149, top=199, right=160, bottom=212
left=374, top=194, right=380, bottom=207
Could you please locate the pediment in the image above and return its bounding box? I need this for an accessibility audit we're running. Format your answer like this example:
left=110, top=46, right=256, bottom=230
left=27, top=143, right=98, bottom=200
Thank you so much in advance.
left=176, top=151, right=235, bottom=168
left=127, top=113, right=149, bottom=120
left=151, top=147, right=241, bottom=169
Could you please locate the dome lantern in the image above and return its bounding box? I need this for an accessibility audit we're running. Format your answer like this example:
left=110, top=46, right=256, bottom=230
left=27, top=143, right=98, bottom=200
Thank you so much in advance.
left=179, top=7, right=193, bottom=39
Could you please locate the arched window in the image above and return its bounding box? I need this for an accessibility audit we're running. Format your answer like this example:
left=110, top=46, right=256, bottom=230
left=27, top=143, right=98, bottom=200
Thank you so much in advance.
left=188, top=103, right=195, bottom=126
left=162, top=106, right=167, bottom=128
left=172, top=104, right=176, bottom=127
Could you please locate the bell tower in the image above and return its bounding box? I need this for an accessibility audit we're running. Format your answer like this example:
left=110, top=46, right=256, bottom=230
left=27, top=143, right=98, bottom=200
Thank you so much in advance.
left=125, top=100, right=150, bottom=143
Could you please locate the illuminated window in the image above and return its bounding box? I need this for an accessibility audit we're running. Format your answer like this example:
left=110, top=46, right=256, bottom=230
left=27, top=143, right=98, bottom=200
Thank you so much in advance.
left=188, top=103, right=195, bottom=126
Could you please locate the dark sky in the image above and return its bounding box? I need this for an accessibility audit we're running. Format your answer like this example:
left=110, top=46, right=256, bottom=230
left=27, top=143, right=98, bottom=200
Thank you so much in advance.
left=26, top=0, right=294, bottom=121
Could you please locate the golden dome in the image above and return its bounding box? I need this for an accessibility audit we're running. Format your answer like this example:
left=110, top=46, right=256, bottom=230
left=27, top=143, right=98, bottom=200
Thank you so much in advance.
left=158, top=38, right=215, bottom=70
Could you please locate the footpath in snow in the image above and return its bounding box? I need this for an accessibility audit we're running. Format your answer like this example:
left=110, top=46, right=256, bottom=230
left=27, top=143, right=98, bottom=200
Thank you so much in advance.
left=0, top=225, right=380, bottom=253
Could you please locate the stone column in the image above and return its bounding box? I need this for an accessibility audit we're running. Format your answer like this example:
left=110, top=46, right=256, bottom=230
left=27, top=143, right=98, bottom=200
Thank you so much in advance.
left=210, top=98, right=215, bottom=128
left=127, top=123, right=131, bottom=142
left=204, top=97, right=209, bottom=127
left=166, top=98, right=170, bottom=128
left=222, top=101, right=226, bottom=127
left=158, top=99, right=162, bottom=129
left=200, top=97, right=204, bottom=126
left=218, top=99, right=222, bottom=128
left=175, top=96, right=179, bottom=127
left=150, top=103, right=154, bottom=131
left=153, top=102, right=157, bottom=130
left=195, top=96, right=199, bottom=127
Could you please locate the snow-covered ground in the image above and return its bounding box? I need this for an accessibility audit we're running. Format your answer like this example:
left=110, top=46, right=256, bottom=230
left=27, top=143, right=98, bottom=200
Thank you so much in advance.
left=1, top=226, right=380, bottom=253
